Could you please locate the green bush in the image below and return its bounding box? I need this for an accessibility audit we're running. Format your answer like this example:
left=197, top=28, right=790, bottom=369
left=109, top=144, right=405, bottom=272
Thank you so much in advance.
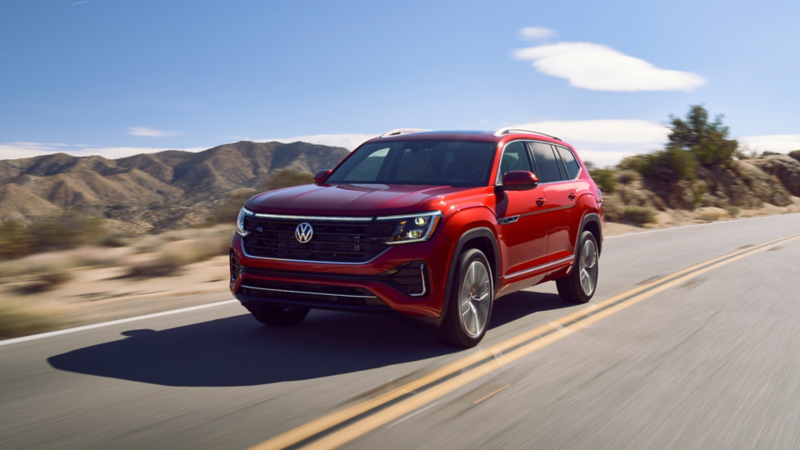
left=263, top=169, right=315, bottom=191
left=761, top=151, right=781, bottom=157
left=668, top=105, right=738, bottom=167
left=725, top=206, right=741, bottom=217
left=623, top=206, right=656, bottom=225
left=0, top=213, right=108, bottom=260
left=616, top=170, right=640, bottom=185
left=639, top=146, right=698, bottom=182
left=204, top=188, right=257, bottom=226
left=618, top=156, right=646, bottom=173
left=589, top=168, right=617, bottom=193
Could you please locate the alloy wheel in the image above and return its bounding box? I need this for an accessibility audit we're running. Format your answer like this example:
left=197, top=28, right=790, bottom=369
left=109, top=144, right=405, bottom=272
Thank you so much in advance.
left=579, top=239, right=598, bottom=296
left=460, top=261, right=492, bottom=337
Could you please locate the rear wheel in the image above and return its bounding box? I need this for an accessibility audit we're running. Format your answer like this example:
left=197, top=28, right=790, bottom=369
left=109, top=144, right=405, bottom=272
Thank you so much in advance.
left=436, top=249, right=494, bottom=347
left=250, top=305, right=310, bottom=326
left=556, top=230, right=599, bottom=304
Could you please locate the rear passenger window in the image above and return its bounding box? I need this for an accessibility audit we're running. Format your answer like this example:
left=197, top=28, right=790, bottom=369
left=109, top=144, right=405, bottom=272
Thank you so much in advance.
left=557, top=147, right=581, bottom=180
left=529, top=142, right=563, bottom=183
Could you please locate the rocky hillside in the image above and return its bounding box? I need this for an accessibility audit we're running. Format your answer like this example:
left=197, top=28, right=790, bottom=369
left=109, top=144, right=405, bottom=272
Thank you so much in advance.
left=601, top=153, right=800, bottom=222
left=0, top=141, right=350, bottom=232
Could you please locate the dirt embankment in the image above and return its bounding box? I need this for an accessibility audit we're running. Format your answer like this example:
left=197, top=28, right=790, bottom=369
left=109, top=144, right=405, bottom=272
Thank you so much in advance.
left=601, top=154, right=800, bottom=227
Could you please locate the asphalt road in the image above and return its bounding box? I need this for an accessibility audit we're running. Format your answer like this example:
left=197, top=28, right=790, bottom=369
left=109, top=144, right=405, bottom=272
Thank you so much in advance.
left=2, top=214, right=800, bottom=450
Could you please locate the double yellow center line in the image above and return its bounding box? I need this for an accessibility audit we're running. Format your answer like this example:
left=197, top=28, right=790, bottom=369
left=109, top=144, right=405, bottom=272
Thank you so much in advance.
left=254, top=232, right=800, bottom=450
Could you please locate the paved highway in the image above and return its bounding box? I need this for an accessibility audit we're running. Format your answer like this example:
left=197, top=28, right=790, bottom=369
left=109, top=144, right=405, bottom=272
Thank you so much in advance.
left=2, top=214, right=800, bottom=449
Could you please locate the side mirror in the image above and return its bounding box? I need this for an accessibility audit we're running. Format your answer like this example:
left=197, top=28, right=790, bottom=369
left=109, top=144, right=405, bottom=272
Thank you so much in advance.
left=502, top=170, right=539, bottom=191
left=314, top=169, right=332, bottom=185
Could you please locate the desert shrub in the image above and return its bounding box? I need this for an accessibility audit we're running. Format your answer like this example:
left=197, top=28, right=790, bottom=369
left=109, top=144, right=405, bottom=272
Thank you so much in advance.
left=623, top=206, right=656, bottom=225
left=618, top=156, right=647, bottom=173
left=692, top=181, right=707, bottom=205
left=616, top=170, right=640, bottom=185
left=589, top=168, right=617, bottom=193
left=583, top=161, right=596, bottom=171
left=204, top=188, right=258, bottom=226
left=698, top=210, right=725, bottom=222
left=13, top=270, right=73, bottom=295
left=126, top=255, right=183, bottom=278
left=668, top=105, right=738, bottom=167
left=0, top=220, right=38, bottom=259
left=126, top=233, right=230, bottom=278
left=788, top=150, right=800, bottom=162
left=0, top=213, right=108, bottom=260
left=639, top=146, right=698, bottom=182
left=0, top=304, right=58, bottom=338
left=725, top=206, right=741, bottom=217
left=761, top=151, right=781, bottom=157
left=263, top=169, right=315, bottom=191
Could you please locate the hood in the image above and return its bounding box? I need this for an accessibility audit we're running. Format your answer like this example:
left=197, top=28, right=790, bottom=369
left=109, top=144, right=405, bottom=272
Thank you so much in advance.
left=246, top=183, right=474, bottom=216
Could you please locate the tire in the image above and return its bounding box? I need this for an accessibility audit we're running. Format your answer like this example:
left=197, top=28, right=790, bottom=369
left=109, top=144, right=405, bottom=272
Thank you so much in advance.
left=556, top=230, right=599, bottom=304
left=250, top=305, right=310, bottom=326
left=435, top=249, right=494, bottom=347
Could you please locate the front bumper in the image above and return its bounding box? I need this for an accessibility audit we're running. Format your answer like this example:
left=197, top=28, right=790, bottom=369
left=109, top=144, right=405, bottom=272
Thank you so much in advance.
left=229, top=231, right=456, bottom=321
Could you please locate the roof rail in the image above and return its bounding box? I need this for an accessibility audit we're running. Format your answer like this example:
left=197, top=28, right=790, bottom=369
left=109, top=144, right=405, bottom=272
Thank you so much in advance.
left=493, top=127, right=561, bottom=141
left=379, top=128, right=431, bottom=138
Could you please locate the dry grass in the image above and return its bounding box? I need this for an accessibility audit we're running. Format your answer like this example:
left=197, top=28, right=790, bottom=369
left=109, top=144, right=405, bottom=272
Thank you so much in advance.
left=125, top=227, right=232, bottom=278
left=698, top=208, right=727, bottom=222
left=0, top=303, right=60, bottom=338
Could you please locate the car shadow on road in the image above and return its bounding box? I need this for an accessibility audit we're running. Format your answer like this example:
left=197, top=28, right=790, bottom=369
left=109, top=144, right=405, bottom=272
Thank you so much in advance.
left=47, top=292, right=570, bottom=387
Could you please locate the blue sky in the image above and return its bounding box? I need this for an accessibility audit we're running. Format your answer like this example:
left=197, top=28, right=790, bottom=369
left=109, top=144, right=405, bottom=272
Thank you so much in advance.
left=1, top=0, right=799, bottom=165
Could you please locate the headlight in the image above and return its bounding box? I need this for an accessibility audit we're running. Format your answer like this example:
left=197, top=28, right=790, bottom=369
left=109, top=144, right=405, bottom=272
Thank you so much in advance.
left=377, top=211, right=443, bottom=245
left=237, top=207, right=253, bottom=237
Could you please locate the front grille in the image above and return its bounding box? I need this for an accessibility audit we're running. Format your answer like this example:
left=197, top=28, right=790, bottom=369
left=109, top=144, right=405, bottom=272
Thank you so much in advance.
left=239, top=280, right=386, bottom=307
left=242, top=215, right=395, bottom=263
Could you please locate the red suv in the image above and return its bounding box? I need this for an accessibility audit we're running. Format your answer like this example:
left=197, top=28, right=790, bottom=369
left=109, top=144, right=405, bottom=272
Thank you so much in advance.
left=230, top=128, right=603, bottom=347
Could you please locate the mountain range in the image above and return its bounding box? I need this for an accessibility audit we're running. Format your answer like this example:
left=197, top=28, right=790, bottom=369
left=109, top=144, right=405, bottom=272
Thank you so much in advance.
left=0, top=141, right=350, bottom=232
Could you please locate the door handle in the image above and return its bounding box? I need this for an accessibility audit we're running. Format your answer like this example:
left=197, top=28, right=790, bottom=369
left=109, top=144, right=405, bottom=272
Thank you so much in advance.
left=536, top=198, right=546, bottom=207
left=568, top=193, right=576, bottom=201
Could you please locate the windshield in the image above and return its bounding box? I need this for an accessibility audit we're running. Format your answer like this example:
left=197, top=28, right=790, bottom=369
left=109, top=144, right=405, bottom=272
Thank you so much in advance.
left=326, top=140, right=496, bottom=186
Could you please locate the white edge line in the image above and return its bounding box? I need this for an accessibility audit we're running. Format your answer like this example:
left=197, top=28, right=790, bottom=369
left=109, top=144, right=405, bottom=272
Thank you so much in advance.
left=0, top=299, right=238, bottom=348
left=605, top=211, right=800, bottom=239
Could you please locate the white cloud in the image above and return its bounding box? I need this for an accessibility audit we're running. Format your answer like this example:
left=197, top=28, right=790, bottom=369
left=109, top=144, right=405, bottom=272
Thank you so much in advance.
left=261, top=133, right=378, bottom=150
left=513, top=42, right=707, bottom=92
left=0, top=142, right=206, bottom=161
left=738, top=135, right=800, bottom=154
left=518, top=27, right=556, bottom=40
left=513, top=119, right=671, bottom=167
left=127, top=127, right=182, bottom=137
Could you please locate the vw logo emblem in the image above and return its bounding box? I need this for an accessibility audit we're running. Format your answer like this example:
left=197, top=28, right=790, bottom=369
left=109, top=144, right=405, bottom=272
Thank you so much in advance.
left=295, top=222, right=314, bottom=244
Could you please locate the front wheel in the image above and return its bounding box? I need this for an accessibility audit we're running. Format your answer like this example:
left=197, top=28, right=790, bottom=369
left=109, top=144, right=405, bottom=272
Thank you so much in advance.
left=556, top=230, right=599, bottom=304
left=250, top=305, right=310, bottom=326
left=436, top=249, right=494, bottom=347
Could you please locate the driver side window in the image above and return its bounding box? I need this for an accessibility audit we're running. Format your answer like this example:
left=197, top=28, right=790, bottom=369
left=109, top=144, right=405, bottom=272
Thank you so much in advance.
left=496, top=141, right=533, bottom=184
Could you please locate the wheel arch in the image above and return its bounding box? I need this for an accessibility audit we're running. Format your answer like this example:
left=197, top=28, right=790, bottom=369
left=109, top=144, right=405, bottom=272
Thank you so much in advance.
left=580, top=213, right=603, bottom=255
left=440, top=227, right=499, bottom=325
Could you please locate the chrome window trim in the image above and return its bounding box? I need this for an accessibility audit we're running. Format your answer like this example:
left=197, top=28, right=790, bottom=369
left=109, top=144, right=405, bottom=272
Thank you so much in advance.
left=495, top=140, right=536, bottom=186
left=240, top=285, right=378, bottom=299
left=505, top=255, right=574, bottom=279
left=552, top=145, right=583, bottom=181
left=409, top=263, right=428, bottom=297
left=240, top=245, right=390, bottom=265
